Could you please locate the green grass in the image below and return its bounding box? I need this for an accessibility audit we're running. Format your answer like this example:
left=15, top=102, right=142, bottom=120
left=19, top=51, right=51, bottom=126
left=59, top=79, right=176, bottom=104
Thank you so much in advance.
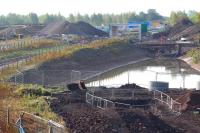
left=0, top=83, right=64, bottom=123
left=187, top=48, right=200, bottom=64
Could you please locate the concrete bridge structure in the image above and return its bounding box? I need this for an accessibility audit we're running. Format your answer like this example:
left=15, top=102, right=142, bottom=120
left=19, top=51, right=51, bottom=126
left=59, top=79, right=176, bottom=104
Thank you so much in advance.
left=137, top=42, right=199, bottom=56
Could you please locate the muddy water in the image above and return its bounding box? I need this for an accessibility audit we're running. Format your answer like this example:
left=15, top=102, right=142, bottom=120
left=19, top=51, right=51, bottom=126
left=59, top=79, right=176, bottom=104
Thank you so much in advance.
left=87, top=59, right=200, bottom=89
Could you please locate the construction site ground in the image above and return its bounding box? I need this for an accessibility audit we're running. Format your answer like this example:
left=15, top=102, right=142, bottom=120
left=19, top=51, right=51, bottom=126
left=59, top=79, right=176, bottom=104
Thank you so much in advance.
left=49, top=84, right=200, bottom=133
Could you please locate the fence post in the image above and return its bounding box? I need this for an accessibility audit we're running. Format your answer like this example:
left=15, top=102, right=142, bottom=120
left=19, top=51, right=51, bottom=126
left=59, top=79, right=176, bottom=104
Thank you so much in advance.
left=48, top=125, right=52, bottom=133
left=170, top=98, right=173, bottom=110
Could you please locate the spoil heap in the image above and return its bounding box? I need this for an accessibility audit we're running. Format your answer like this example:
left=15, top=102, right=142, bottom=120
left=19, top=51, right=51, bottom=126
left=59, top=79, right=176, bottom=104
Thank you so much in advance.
left=153, top=19, right=197, bottom=40
left=177, top=91, right=200, bottom=111
left=50, top=84, right=183, bottom=133
left=40, top=21, right=108, bottom=37
left=168, top=19, right=193, bottom=38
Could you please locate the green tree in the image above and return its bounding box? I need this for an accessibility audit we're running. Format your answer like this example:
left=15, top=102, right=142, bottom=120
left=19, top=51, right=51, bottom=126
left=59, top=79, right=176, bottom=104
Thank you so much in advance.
left=147, top=9, right=163, bottom=21
left=28, top=13, right=39, bottom=24
left=169, top=11, right=188, bottom=25
left=68, top=14, right=75, bottom=22
left=0, top=15, right=8, bottom=25
left=188, top=11, right=200, bottom=24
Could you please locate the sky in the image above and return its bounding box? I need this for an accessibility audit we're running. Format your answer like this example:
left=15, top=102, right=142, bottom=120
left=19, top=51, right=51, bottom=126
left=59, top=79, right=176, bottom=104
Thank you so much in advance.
left=0, top=0, right=199, bottom=17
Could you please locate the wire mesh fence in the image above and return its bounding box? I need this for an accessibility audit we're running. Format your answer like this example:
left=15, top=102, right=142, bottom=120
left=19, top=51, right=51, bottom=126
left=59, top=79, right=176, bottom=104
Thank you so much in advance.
left=0, top=109, right=67, bottom=133
left=0, top=108, right=22, bottom=133
left=0, top=38, right=60, bottom=52
left=9, top=69, right=100, bottom=88
left=18, top=112, right=67, bottom=133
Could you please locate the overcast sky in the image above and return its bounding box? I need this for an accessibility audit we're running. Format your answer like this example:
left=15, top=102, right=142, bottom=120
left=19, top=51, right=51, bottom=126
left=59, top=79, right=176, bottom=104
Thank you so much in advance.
left=1, top=0, right=199, bottom=17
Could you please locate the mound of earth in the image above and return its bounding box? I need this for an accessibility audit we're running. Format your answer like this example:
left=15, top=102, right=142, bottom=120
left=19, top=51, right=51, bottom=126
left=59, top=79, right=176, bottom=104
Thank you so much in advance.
left=168, top=19, right=193, bottom=38
left=0, top=24, right=45, bottom=39
left=176, top=91, right=200, bottom=111
left=118, top=83, right=147, bottom=90
left=40, top=21, right=108, bottom=37
left=39, top=21, right=69, bottom=35
left=170, top=24, right=200, bottom=41
left=50, top=91, right=183, bottom=133
left=63, top=21, right=108, bottom=37
left=153, top=19, right=194, bottom=40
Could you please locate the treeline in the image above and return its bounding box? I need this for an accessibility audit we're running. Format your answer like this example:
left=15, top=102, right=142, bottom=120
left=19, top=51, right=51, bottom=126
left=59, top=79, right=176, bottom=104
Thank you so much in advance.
left=0, top=9, right=199, bottom=26
left=0, top=13, right=65, bottom=26
left=169, top=11, right=200, bottom=25
left=0, top=9, right=163, bottom=26
left=68, top=9, right=163, bottom=25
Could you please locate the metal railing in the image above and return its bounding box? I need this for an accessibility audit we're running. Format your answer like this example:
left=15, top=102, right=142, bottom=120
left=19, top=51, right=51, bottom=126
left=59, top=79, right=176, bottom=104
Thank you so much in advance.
left=86, top=92, right=115, bottom=109
left=153, top=89, right=181, bottom=114
left=86, top=85, right=182, bottom=115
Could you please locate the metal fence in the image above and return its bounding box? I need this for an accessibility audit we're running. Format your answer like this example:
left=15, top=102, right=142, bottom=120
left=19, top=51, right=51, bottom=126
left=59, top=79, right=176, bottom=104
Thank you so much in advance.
left=86, top=85, right=182, bottom=114
left=86, top=86, right=153, bottom=109
left=87, top=87, right=150, bottom=100
left=0, top=109, right=67, bottom=133
left=0, top=39, right=59, bottom=52
left=0, top=108, right=22, bottom=133
left=0, top=44, right=69, bottom=71
left=15, top=112, right=67, bottom=133
left=153, top=89, right=181, bottom=114
left=8, top=69, right=100, bottom=88
left=86, top=92, right=115, bottom=109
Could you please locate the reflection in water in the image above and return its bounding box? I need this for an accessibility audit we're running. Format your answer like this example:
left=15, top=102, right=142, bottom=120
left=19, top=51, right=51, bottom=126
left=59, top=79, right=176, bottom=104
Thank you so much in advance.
left=87, top=59, right=200, bottom=89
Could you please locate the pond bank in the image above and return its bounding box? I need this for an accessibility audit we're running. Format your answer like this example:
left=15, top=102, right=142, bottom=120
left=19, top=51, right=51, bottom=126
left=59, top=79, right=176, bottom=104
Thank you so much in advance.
left=180, top=56, right=200, bottom=72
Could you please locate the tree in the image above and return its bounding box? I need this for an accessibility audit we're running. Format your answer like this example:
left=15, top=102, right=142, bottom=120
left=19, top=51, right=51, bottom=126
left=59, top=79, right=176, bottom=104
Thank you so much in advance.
left=7, top=13, right=24, bottom=25
left=188, top=11, right=200, bottom=24
left=39, top=14, right=50, bottom=24
left=0, top=16, right=8, bottom=26
left=169, top=11, right=188, bottom=25
left=128, top=12, right=137, bottom=22
left=147, top=9, right=163, bottom=21
left=68, top=14, right=75, bottom=23
left=75, top=13, right=83, bottom=22
left=29, top=13, right=39, bottom=24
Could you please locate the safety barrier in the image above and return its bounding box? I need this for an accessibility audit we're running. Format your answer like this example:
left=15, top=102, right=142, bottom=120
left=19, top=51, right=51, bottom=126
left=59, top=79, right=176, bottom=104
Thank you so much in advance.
left=86, top=86, right=182, bottom=115
left=153, top=89, right=181, bottom=114
left=86, top=92, right=115, bottom=109
left=86, top=91, right=153, bottom=110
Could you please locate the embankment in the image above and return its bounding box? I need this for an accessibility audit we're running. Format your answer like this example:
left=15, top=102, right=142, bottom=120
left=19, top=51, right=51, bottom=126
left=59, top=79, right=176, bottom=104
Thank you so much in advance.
left=22, top=43, right=154, bottom=85
left=180, top=56, right=200, bottom=72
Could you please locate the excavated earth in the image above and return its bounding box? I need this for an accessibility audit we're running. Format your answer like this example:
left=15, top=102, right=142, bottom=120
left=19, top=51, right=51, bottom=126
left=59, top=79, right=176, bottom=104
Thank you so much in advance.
left=49, top=82, right=200, bottom=133
left=50, top=87, right=184, bottom=133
